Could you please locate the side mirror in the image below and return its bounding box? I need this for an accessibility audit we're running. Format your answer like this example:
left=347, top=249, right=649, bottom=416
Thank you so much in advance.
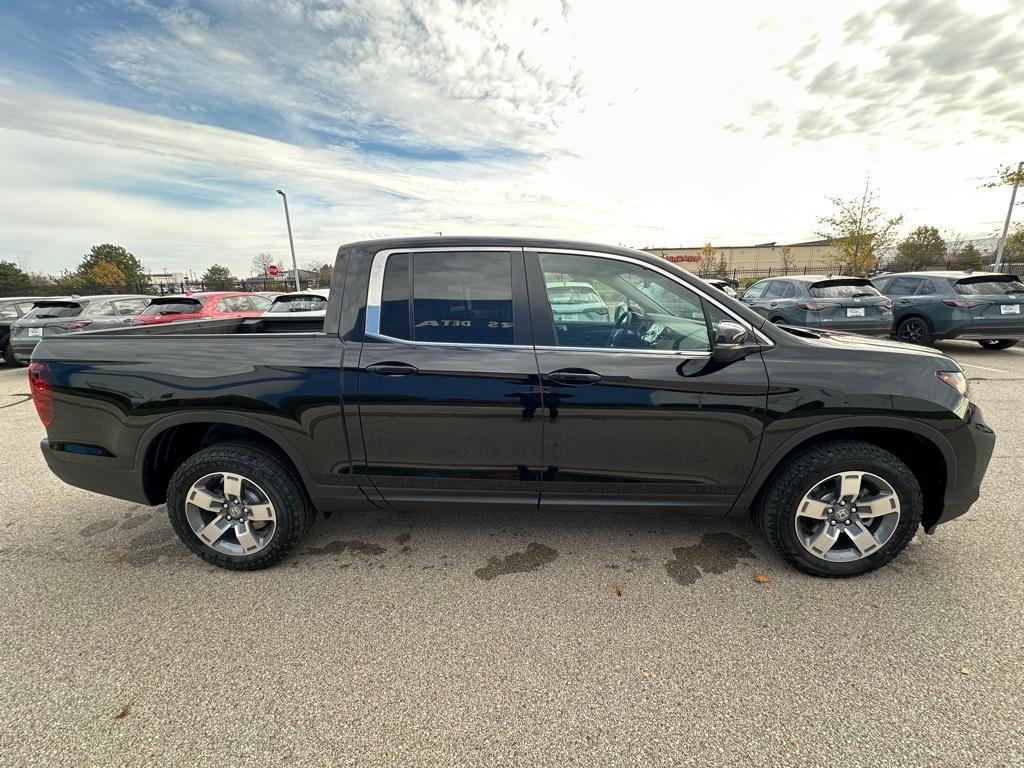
left=711, top=320, right=759, bottom=363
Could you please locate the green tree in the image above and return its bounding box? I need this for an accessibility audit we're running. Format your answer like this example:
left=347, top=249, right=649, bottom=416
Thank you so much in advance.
left=78, top=244, right=145, bottom=289
left=816, top=181, right=903, bottom=276
left=1003, top=224, right=1024, bottom=265
left=982, top=164, right=1024, bottom=204
left=949, top=242, right=985, bottom=271
left=893, top=226, right=946, bottom=272
left=54, top=269, right=86, bottom=294
left=202, top=264, right=234, bottom=287
left=0, top=260, right=31, bottom=293
left=88, top=260, right=126, bottom=289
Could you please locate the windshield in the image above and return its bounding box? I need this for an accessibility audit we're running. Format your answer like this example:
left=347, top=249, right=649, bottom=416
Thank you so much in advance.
left=954, top=277, right=1024, bottom=295
left=141, top=299, right=202, bottom=316
left=23, top=302, right=82, bottom=319
left=809, top=280, right=880, bottom=299
left=267, top=295, right=328, bottom=313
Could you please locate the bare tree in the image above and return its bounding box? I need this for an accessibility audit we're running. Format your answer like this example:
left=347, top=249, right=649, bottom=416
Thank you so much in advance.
left=816, top=181, right=903, bottom=276
left=944, top=231, right=967, bottom=268
left=252, top=251, right=275, bottom=276
left=778, top=245, right=796, bottom=273
left=697, top=243, right=718, bottom=276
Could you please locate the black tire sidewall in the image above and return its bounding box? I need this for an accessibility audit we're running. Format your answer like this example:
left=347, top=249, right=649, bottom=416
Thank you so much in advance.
left=977, top=339, right=1017, bottom=350
left=762, top=443, right=923, bottom=577
left=166, top=442, right=312, bottom=570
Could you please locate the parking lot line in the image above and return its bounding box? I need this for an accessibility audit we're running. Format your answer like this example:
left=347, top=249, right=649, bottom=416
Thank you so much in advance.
left=960, top=362, right=1011, bottom=374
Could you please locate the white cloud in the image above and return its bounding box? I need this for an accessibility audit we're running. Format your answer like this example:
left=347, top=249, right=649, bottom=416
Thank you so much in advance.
left=0, top=0, right=1022, bottom=276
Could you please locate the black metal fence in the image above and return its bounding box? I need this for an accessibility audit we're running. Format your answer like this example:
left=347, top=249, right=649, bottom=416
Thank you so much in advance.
left=0, top=280, right=329, bottom=299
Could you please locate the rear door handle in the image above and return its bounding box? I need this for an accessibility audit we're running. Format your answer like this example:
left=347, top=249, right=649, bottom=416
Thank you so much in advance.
left=548, top=369, right=602, bottom=386
left=367, top=362, right=419, bottom=376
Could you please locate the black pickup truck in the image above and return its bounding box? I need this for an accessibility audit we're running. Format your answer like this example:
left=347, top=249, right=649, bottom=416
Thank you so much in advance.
left=29, top=238, right=995, bottom=576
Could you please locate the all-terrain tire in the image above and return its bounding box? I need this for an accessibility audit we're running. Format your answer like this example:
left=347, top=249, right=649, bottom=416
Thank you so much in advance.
left=757, top=440, right=923, bottom=577
left=166, top=440, right=316, bottom=570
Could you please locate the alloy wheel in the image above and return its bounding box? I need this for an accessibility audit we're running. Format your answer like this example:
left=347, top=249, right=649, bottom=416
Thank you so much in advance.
left=897, top=319, right=926, bottom=344
left=184, top=471, right=277, bottom=556
left=794, top=471, right=901, bottom=562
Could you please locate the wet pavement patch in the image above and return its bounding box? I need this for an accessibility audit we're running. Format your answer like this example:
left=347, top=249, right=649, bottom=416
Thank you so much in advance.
left=474, top=542, right=558, bottom=581
left=394, top=533, right=411, bottom=544
left=303, top=539, right=386, bottom=557
left=664, top=532, right=755, bottom=586
left=79, top=519, right=119, bottom=537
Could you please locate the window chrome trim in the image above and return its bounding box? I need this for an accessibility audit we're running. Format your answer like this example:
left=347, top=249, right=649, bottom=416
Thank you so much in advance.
left=364, top=245, right=772, bottom=351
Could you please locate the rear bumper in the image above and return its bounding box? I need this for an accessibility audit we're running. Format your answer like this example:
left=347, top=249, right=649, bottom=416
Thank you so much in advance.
left=10, top=338, right=40, bottom=360
left=40, top=439, right=150, bottom=505
left=927, top=403, right=995, bottom=531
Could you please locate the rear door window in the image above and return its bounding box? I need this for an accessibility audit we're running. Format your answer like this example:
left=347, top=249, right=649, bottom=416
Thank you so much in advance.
left=884, top=277, right=923, bottom=296
left=376, top=251, right=516, bottom=345
left=763, top=281, right=790, bottom=299
left=954, top=277, right=1024, bottom=295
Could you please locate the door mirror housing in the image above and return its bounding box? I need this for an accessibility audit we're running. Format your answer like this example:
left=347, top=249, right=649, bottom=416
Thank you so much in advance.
left=711, top=320, right=760, bottom=363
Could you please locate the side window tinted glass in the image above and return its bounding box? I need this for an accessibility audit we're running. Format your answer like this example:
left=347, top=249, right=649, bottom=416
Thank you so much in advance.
left=763, top=281, right=787, bottom=299
left=379, top=253, right=411, bottom=339
left=249, top=295, right=272, bottom=310
left=93, top=302, right=115, bottom=316
left=887, top=277, right=920, bottom=296
left=408, top=251, right=515, bottom=345
left=539, top=252, right=710, bottom=352
left=917, top=280, right=936, bottom=296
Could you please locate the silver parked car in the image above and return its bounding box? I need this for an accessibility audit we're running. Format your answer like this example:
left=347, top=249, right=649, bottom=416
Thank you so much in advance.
left=9, top=295, right=151, bottom=363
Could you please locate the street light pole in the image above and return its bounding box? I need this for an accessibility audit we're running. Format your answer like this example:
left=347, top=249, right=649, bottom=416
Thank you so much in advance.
left=276, top=189, right=301, bottom=291
left=994, top=161, right=1023, bottom=272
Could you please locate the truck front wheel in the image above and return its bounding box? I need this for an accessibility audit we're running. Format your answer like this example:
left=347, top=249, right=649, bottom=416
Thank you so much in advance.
left=757, top=440, right=923, bottom=577
left=166, top=441, right=315, bottom=570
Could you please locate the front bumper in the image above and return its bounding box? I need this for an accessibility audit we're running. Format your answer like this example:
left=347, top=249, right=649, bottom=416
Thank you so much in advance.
left=40, top=439, right=150, bottom=505
left=927, top=402, right=995, bottom=532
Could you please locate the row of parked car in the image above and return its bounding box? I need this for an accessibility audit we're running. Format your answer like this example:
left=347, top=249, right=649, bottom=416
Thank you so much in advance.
left=0, top=289, right=330, bottom=365
left=735, top=270, right=1024, bottom=350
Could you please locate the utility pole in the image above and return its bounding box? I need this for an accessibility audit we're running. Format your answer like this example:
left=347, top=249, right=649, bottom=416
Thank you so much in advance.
left=276, top=189, right=301, bottom=291
left=994, top=161, right=1023, bottom=272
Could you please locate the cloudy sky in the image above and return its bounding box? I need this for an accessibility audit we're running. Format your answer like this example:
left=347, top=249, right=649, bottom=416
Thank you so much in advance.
left=0, top=0, right=1021, bottom=276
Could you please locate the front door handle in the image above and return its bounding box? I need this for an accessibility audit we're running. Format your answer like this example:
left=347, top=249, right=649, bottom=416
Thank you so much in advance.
left=548, top=369, right=602, bottom=386
left=367, top=362, right=419, bottom=376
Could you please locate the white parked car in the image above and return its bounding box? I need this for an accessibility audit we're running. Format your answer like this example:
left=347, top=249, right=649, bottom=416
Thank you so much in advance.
left=262, top=289, right=330, bottom=318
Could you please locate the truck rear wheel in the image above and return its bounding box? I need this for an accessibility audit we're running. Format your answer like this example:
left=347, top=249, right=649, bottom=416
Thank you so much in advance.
left=757, top=440, right=923, bottom=577
left=166, top=441, right=315, bottom=570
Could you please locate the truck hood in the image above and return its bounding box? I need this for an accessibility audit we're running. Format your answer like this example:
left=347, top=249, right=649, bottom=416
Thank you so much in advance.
left=776, top=324, right=956, bottom=364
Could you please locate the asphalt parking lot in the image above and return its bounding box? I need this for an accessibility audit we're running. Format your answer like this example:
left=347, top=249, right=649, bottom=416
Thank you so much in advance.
left=1, top=342, right=1022, bottom=768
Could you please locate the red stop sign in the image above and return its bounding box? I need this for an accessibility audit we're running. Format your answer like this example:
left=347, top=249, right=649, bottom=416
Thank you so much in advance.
left=267, top=264, right=279, bottom=276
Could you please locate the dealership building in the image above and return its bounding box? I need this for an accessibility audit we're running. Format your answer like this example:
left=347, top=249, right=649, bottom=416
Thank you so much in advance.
left=643, top=239, right=838, bottom=272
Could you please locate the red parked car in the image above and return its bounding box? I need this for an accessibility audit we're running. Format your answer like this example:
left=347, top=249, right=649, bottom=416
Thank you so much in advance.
left=133, top=292, right=274, bottom=325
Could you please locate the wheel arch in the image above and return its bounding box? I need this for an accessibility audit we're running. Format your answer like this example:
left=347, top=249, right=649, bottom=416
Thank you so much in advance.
left=736, top=417, right=955, bottom=531
left=136, top=413, right=315, bottom=505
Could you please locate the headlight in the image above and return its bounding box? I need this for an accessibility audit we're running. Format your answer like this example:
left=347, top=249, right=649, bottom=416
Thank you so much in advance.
left=937, top=370, right=969, bottom=399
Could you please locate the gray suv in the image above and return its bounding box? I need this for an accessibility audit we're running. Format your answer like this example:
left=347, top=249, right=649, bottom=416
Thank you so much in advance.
left=10, top=295, right=151, bottom=363
left=740, top=276, right=892, bottom=336
left=871, top=271, right=1024, bottom=349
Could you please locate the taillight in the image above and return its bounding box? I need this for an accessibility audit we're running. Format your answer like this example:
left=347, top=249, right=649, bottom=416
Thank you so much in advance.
left=58, top=320, right=93, bottom=330
left=28, top=361, right=53, bottom=427
left=798, top=302, right=828, bottom=311
left=942, top=298, right=984, bottom=309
